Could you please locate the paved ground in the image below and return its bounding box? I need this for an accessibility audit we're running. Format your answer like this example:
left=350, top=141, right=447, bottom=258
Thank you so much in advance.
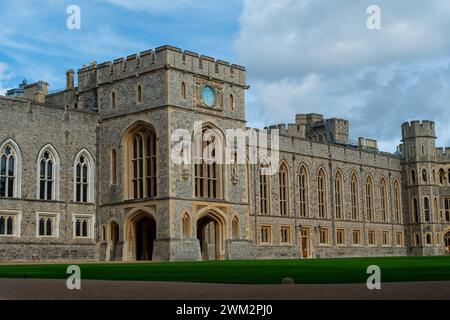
left=0, top=279, right=449, bottom=300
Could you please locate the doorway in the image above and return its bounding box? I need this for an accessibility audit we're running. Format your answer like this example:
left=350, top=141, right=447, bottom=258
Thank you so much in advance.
left=135, top=215, right=156, bottom=261
left=300, top=228, right=311, bottom=258
left=444, top=232, right=450, bottom=252
left=197, top=212, right=224, bottom=260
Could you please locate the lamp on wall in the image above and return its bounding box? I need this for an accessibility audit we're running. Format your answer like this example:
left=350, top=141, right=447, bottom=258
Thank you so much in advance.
left=314, top=224, right=322, bottom=233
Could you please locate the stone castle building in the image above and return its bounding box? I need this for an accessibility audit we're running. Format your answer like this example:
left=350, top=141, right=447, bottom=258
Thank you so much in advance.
left=0, top=45, right=449, bottom=262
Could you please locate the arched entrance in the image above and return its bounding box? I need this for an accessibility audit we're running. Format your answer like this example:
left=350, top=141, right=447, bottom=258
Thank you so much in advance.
left=444, top=232, right=450, bottom=252
left=300, top=228, right=311, bottom=258
left=109, top=222, right=119, bottom=261
left=124, top=211, right=157, bottom=261
left=197, top=212, right=225, bottom=260
left=136, top=215, right=156, bottom=260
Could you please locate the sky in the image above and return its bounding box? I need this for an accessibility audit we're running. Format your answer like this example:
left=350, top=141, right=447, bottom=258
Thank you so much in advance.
left=1, top=0, right=450, bottom=152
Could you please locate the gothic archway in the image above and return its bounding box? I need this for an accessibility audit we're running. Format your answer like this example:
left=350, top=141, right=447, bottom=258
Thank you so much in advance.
left=444, top=231, right=450, bottom=252
left=124, top=210, right=157, bottom=261
left=196, top=211, right=225, bottom=260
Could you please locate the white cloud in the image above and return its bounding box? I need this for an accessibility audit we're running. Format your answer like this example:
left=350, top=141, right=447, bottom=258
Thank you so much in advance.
left=0, top=63, right=13, bottom=96
left=236, top=0, right=450, bottom=152
left=236, top=0, right=450, bottom=78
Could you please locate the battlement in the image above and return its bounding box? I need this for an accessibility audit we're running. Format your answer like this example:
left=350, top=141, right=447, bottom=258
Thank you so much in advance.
left=401, top=120, right=436, bottom=140
left=266, top=123, right=306, bottom=138
left=435, top=147, right=450, bottom=161
left=77, top=45, right=246, bottom=92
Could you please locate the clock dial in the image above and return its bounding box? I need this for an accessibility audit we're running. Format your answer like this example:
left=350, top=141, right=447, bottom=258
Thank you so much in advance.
left=202, top=86, right=215, bottom=107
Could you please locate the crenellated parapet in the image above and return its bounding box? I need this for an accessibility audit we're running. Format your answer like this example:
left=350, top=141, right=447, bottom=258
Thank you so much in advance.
left=401, top=120, right=436, bottom=140
left=435, top=147, right=450, bottom=162
left=266, top=123, right=306, bottom=138
left=76, top=45, right=246, bottom=93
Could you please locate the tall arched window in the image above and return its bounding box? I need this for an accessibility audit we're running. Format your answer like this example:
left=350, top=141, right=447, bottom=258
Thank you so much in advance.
left=182, top=213, right=190, bottom=238
left=351, top=173, right=359, bottom=220
left=413, top=198, right=419, bottom=223
left=181, top=82, right=186, bottom=100
left=317, top=168, right=327, bottom=219
left=136, top=85, right=142, bottom=104
left=74, top=150, right=94, bottom=203
left=125, top=124, right=157, bottom=200
left=393, top=180, right=401, bottom=223
left=411, top=169, right=416, bottom=184
left=232, top=216, right=239, bottom=239
left=434, top=197, right=439, bottom=222
left=229, top=94, right=235, bottom=110
left=448, top=169, right=450, bottom=184
left=194, top=125, right=223, bottom=199
left=299, top=166, right=308, bottom=218
left=0, top=140, right=21, bottom=198
left=380, top=178, right=388, bottom=222
left=111, top=91, right=116, bottom=109
left=424, top=197, right=430, bottom=222
left=439, top=169, right=445, bottom=185
left=259, top=160, right=270, bottom=215
left=422, top=169, right=427, bottom=183
left=365, top=176, right=374, bottom=222
left=37, top=145, right=60, bottom=201
left=279, top=163, right=289, bottom=216
left=335, top=171, right=343, bottom=220
left=110, top=149, right=117, bottom=185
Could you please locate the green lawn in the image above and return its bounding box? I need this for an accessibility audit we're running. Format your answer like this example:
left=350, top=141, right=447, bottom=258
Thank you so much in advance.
left=0, top=256, right=449, bottom=284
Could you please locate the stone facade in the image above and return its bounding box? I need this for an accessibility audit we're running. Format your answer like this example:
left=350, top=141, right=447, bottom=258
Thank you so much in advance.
left=0, top=45, right=449, bottom=262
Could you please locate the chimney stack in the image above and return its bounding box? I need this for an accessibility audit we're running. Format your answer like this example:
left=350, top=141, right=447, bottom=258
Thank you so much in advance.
left=66, top=69, right=75, bottom=89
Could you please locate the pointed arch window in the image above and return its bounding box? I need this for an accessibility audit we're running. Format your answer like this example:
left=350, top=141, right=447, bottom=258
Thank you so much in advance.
left=299, top=166, right=308, bottom=218
left=110, top=149, right=117, bottom=186
left=111, top=91, right=116, bottom=109
left=439, top=169, right=445, bottom=185
left=74, top=150, right=94, bottom=203
left=413, top=198, right=419, bottom=223
left=279, top=163, right=289, bottom=216
left=75, top=218, right=89, bottom=238
left=194, top=126, right=223, bottom=199
left=365, top=176, right=374, bottom=222
left=380, top=178, right=388, bottom=222
left=393, top=180, right=401, bottom=223
left=230, top=94, right=235, bottom=110
left=259, top=160, right=270, bottom=215
left=318, top=168, right=327, bottom=219
left=434, top=197, right=439, bottom=222
left=37, top=146, right=60, bottom=201
left=137, top=85, right=142, bottom=104
left=181, top=82, right=186, bottom=100
left=0, top=142, right=21, bottom=198
left=335, top=171, right=343, bottom=220
left=131, top=128, right=157, bottom=199
left=424, top=197, right=430, bottom=222
left=351, top=173, right=359, bottom=220
left=411, top=170, right=416, bottom=184
left=422, top=169, right=428, bottom=183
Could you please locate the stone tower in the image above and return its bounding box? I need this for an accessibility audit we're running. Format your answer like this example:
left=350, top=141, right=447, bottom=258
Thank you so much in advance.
left=401, top=120, right=442, bottom=255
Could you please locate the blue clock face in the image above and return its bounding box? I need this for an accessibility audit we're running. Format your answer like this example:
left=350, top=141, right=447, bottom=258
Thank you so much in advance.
left=202, top=86, right=215, bottom=107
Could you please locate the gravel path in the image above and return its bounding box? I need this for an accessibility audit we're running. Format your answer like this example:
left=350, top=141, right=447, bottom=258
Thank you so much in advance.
left=0, top=279, right=449, bottom=300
